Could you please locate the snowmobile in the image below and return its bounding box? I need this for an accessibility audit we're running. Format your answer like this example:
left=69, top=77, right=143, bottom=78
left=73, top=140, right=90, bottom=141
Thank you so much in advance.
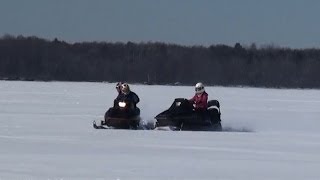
left=154, top=98, right=222, bottom=131
left=93, top=100, right=141, bottom=129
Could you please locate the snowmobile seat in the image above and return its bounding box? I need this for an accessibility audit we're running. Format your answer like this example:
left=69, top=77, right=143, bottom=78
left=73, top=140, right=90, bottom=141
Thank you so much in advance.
left=208, top=100, right=220, bottom=109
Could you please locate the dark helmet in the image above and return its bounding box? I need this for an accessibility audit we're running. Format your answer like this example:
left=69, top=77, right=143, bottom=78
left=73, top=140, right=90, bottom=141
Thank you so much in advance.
left=116, top=82, right=123, bottom=92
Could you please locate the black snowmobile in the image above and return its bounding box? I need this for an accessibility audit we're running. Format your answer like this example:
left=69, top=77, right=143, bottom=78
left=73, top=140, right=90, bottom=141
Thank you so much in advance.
left=93, top=99, right=141, bottom=129
left=155, top=98, right=222, bottom=131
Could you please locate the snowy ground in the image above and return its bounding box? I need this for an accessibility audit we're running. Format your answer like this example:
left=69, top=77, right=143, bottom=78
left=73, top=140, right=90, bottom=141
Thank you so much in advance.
left=0, top=81, right=320, bottom=180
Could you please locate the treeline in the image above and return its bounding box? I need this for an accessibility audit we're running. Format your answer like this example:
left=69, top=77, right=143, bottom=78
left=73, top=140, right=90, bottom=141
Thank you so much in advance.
left=0, top=34, right=320, bottom=88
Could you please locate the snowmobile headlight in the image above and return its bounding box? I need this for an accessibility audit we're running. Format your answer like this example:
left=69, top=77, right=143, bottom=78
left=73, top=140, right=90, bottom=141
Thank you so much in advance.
left=118, top=102, right=126, bottom=108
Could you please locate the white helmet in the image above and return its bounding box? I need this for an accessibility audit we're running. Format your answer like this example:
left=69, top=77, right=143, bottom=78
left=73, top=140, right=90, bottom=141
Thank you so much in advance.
left=195, top=82, right=205, bottom=94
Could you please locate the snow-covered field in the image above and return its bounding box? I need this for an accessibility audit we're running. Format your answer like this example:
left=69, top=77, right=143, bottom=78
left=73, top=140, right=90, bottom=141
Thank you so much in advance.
left=0, top=81, right=320, bottom=180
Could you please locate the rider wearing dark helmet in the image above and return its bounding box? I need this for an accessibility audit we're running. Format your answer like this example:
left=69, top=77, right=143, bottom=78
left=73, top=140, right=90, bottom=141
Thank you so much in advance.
left=113, top=82, right=123, bottom=106
left=106, top=82, right=140, bottom=120
left=116, top=82, right=123, bottom=95
left=116, top=83, right=140, bottom=109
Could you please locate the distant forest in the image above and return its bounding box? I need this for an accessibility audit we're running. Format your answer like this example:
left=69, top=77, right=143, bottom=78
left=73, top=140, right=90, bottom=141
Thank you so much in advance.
left=1, top=34, right=320, bottom=88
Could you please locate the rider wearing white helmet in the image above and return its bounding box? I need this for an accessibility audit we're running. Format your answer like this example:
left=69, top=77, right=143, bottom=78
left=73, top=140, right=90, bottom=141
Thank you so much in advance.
left=189, top=82, right=208, bottom=110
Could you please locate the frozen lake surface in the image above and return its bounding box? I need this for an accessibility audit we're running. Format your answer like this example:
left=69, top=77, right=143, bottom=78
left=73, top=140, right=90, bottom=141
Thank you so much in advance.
left=0, top=81, right=320, bottom=180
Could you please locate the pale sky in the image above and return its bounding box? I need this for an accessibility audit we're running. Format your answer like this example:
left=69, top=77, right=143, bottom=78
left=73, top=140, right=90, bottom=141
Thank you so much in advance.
left=1, top=0, right=320, bottom=48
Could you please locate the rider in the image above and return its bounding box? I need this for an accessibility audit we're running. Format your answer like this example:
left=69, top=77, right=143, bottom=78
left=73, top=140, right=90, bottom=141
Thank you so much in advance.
left=113, top=82, right=123, bottom=106
left=107, top=82, right=140, bottom=120
left=116, top=82, right=123, bottom=96
left=116, top=83, right=140, bottom=109
left=189, top=82, right=208, bottom=111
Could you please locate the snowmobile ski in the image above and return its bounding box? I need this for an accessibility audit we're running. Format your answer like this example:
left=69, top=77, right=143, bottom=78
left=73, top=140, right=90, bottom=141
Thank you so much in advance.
left=93, top=120, right=109, bottom=129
